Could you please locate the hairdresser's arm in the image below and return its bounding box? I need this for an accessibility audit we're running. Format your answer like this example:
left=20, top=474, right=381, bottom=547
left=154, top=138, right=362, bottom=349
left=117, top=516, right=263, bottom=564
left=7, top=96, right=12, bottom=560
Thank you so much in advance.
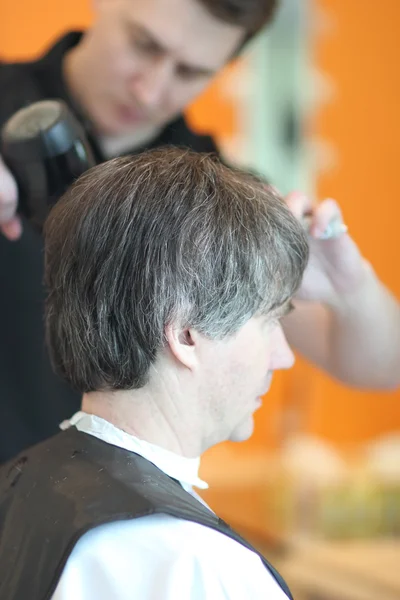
left=282, top=193, right=400, bottom=390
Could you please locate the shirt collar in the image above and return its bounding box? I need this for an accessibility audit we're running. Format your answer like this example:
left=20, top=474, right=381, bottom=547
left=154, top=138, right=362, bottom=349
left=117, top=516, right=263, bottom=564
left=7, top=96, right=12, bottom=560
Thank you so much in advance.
left=60, top=411, right=208, bottom=491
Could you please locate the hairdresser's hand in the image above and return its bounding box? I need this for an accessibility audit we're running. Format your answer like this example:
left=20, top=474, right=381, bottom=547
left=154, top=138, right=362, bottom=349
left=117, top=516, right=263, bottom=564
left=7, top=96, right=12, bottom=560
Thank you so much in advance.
left=285, top=192, right=369, bottom=307
left=0, top=155, right=22, bottom=240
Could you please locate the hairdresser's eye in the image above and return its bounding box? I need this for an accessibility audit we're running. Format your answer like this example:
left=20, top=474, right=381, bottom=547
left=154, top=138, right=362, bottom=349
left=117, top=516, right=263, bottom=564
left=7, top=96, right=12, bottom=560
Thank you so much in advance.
left=126, top=24, right=161, bottom=57
left=176, top=65, right=206, bottom=82
left=134, top=36, right=159, bottom=55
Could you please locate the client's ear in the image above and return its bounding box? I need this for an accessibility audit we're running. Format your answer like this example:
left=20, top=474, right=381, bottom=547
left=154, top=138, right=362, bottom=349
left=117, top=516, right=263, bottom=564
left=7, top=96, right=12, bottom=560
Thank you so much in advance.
left=164, top=324, right=199, bottom=371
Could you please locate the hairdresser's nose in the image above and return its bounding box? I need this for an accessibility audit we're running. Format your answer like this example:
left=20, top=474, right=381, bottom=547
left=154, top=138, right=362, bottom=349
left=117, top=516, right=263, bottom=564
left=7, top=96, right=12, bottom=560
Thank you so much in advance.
left=131, top=58, right=173, bottom=111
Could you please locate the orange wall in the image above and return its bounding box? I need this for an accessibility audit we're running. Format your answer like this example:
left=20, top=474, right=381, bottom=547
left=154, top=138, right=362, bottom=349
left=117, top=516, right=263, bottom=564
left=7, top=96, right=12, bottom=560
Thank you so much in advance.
left=313, top=0, right=399, bottom=297
left=1, top=1, right=399, bottom=449
left=302, top=0, right=400, bottom=444
left=0, top=3, right=92, bottom=60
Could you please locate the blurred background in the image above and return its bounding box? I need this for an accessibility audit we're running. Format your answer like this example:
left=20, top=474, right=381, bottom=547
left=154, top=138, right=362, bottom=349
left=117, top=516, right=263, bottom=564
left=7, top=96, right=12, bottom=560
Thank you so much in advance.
left=1, top=0, right=399, bottom=598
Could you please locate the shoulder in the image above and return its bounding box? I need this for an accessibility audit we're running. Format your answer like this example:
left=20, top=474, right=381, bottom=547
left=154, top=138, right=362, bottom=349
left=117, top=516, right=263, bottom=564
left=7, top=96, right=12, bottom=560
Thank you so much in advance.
left=63, top=512, right=255, bottom=561
left=52, top=514, right=288, bottom=599
left=0, top=58, right=35, bottom=89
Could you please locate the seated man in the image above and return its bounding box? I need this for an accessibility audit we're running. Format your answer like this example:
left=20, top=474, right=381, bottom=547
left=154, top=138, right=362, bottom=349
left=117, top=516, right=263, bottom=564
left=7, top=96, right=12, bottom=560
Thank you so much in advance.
left=0, top=148, right=309, bottom=599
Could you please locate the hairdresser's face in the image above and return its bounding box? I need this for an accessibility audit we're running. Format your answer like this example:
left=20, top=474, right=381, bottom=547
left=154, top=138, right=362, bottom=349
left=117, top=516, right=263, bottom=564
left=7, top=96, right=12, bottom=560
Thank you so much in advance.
left=78, top=0, right=245, bottom=135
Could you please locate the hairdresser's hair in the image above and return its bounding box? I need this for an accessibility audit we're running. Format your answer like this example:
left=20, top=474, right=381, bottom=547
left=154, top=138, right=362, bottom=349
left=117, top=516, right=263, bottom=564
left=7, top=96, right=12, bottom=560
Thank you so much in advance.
left=44, top=147, right=308, bottom=393
left=199, top=0, right=278, bottom=38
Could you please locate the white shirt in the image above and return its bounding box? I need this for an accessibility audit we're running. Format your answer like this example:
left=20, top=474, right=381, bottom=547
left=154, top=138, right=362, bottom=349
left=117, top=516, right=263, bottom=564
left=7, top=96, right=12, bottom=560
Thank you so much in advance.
left=52, top=412, right=289, bottom=599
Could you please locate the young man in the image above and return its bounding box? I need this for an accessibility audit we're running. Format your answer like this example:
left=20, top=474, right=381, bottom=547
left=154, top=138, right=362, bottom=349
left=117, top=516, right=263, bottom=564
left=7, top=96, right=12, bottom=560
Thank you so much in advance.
left=0, top=147, right=309, bottom=599
left=0, top=0, right=398, bottom=462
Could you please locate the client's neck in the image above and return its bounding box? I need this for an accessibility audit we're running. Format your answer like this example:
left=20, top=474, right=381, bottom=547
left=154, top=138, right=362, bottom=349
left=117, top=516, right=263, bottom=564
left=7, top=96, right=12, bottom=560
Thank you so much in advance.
left=81, top=385, right=204, bottom=458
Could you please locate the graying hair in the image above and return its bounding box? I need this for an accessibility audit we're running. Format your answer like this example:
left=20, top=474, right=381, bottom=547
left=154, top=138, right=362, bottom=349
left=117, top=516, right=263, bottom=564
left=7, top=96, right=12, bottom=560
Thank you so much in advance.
left=44, top=147, right=309, bottom=393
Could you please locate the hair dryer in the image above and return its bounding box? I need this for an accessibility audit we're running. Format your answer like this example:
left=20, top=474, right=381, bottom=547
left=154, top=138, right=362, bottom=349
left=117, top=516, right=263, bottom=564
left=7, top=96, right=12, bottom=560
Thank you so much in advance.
left=1, top=99, right=95, bottom=230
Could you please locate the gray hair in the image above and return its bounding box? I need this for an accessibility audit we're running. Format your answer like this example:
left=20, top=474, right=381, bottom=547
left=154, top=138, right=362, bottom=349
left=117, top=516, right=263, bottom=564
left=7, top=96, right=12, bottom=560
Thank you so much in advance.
left=44, top=147, right=308, bottom=393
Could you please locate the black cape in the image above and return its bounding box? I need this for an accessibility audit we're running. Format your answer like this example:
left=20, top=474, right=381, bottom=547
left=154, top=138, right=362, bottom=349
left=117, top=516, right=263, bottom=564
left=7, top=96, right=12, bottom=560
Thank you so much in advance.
left=0, top=427, right=293, bottom=600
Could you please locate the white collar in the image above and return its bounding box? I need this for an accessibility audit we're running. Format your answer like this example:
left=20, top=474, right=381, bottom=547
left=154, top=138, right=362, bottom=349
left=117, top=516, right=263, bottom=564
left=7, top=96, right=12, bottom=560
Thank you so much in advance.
left=60, top=411, right=208, bottom=491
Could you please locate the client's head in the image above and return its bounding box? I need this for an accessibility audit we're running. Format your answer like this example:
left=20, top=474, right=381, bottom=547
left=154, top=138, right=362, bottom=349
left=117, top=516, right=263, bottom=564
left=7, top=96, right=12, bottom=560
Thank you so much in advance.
left=44, top=148, right=309, bottom=456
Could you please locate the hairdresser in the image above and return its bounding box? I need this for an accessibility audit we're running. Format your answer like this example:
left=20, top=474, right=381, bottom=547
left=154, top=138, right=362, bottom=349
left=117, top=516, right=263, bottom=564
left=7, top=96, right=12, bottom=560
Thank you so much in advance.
left=0, top=0, right=398, bottom=463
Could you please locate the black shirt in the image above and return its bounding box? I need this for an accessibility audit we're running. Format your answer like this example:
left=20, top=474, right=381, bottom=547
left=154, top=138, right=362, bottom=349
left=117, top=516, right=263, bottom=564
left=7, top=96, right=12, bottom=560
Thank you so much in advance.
left=0, top=32, right=219, bottom=463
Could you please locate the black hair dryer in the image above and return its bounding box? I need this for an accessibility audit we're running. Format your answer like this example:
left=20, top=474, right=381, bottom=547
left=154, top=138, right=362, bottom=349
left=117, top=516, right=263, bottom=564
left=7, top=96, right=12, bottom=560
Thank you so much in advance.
left=1, top=99, right=95, bottom=231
